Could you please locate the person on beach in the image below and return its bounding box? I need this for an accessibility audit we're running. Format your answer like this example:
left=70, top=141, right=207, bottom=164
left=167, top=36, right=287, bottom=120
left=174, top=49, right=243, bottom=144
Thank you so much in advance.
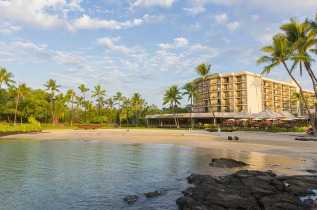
left=218, top=125, right=221, bottom=136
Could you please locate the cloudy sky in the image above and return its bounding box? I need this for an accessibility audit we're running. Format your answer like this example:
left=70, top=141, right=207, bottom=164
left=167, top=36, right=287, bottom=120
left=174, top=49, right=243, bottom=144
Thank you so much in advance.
left=0, top=0, right=316, bottom=107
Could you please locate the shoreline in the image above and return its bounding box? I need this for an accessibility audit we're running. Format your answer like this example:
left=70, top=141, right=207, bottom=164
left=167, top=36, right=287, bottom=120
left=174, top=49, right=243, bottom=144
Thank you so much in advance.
left=1, top=129, right=317, bottom=161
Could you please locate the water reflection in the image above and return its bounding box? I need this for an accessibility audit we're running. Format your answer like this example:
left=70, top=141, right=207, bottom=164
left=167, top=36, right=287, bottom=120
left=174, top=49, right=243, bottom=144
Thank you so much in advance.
left=0, top=140, right=316, bottom=210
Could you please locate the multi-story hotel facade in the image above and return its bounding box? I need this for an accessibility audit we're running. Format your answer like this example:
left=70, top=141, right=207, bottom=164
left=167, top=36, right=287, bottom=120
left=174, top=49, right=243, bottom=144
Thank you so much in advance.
left=193, top=71, right=315, bottom=116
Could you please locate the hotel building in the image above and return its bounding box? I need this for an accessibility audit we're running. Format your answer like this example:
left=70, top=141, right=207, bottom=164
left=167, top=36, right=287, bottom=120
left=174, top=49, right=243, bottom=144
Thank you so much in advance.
left=193, top=71, right=315, bottom=115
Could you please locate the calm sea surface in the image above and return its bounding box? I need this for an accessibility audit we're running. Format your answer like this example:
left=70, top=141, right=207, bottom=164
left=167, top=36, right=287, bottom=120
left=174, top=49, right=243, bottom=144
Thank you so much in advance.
left=0, top=140, right=316, bottom=210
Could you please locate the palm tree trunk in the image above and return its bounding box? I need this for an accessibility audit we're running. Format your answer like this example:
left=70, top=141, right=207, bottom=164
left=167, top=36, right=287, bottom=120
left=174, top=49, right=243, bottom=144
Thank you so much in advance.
left=190, top=96, right=193, bottom=129
left=305, top=64, right=317, bottom=99
left=119, top=100, right=121, bottom=127
left=14, top=95, right=19, bottom=126
left=283, top=62, right=317, bottom=137
left=0, top=82, right=2, bottom=90
left=50, top=90, right=55, bottom=126
left=171, top=102, right=177, bottom=127
left=83, top=91, right=87, bottom=123
left=70, top=97, right=73, bottom=126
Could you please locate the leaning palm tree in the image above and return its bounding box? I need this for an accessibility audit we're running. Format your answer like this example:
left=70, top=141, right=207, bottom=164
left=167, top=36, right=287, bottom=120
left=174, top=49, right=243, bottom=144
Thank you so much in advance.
left=281, top=18, right=317, bottom=99
left=196, top=63, right=216, bottom=124
left=113, top=92, right=126, bottom=126
left=78, top=84, right=90, bottom=123
left=182, top=82, right=200, bottom=129
left=257, top=34, right=317, bottom=136
left=163, top=85, right=182, bottom=128
left=13, top=83, right=31, bottom=125
left=44, top=79, right=60, bottom=126
left=66, top=89, right=76, bottom=125
left=91, top=84, right=106, bottom=117
left=0, top=67, right=15, bottom=90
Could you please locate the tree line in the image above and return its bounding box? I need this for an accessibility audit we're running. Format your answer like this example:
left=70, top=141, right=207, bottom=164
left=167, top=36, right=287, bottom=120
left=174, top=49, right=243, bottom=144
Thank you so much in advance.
left=0, top=69, right=190, bottom=126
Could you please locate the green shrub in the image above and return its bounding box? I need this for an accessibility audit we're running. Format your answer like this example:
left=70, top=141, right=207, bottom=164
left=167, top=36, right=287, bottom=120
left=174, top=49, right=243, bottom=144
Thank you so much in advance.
left=287, top=126, right=307, bottom=132
left=0, top=117, right=42, bottom=133
left=267, top=125, right=286, bottom=133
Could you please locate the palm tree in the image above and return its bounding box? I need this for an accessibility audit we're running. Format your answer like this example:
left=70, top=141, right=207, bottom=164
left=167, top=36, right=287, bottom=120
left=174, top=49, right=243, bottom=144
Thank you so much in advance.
left=113, top=92, right=126, bottom=126
left=291, top=92, right=303, bottom=116
left=66, top=89, right=76, bottom=125
left=84, top=100, right=93, bottom=122
left=78, top=84, right=89, bottom=123
left=106, top=97, right=115, bottom=109
left=75, top=96, right=84, bottom=108
left=196, top=63, right=216, bottom=124
left=182, top=82, right=200, bottom=129
left=163, top=85, right=182, bottom=128
left=97, top=96, right=106, bottom=108
left=257, top=34, right=317, bottom=136
left=131, top=93, right=144, bottom=126
left=280, top=18, right=317, bottom=99
left=44, top=79, right=60, bottom=125
left=13, top=83, right=31, bottom=125
left=91, top=84, right=106, bottom=117
left=0, top=67, right=15, bottom=90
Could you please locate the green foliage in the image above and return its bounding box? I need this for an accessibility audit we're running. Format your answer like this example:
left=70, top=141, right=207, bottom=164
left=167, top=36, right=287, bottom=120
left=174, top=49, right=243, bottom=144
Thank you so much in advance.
left=287, top=126, right=307, bottom=132
left=0, top=117, right=42, bottom=132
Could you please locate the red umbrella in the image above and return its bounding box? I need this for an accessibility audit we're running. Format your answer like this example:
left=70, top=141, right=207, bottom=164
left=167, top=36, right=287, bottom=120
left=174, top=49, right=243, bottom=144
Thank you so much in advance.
left=262, top=120, right=272, bottom=124
left=275, top=120, right=285, bottom=124
left=249, top=120, right=257, bottom=123
left=224, top=120, right=234, bottom=124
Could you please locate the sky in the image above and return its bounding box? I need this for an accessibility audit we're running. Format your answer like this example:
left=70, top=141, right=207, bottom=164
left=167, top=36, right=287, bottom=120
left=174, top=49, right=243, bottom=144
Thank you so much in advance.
left=0, top=0, right=316, bottom=108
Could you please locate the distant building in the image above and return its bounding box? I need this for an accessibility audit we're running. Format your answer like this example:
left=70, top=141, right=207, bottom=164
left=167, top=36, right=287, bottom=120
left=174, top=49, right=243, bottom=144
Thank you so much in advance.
left=145, top=71, right=315, bottom=127
left=193, top=71, right=315, bottom=115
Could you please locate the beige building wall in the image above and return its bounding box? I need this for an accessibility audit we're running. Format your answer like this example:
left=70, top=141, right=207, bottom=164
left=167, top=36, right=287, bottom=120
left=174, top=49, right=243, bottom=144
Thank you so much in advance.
left=193, top=71, right=315, bottom=115
left=246, top=74, right=262, bottom=113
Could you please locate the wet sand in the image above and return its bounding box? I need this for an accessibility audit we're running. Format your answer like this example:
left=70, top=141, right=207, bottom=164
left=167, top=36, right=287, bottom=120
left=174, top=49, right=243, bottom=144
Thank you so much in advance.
left=1, top=129, right=317, bottom=161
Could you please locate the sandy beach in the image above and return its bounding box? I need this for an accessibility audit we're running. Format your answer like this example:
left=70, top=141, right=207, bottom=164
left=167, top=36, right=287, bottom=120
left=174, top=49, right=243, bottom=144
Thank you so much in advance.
left=1, top=129, right=317, bottom=161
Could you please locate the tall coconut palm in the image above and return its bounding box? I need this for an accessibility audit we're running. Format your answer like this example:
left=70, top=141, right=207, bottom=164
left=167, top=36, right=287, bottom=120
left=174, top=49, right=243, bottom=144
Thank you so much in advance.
left=66, top=89, right=76, bottom=125
left=113, top=92, right=126, bottom=126
left=13, top=83, right=31, bottom=125
left=163, top=85, right=182, bottom=128
left=75, top=96, right=84, bottom=108
left=291, top=92, right=303, bottom=116
left=44, top=79, right=60, bottom=125
left=196, top=63, right=216, bottom=124
left=0, top=67, right=15, bottom=90
left=131, top=93, right=144, bottom=126
left=91, top=84, right=106, bottom=117
left=84, top=100, right=93, bottom=121
left=280, top=18, right=317, bottom=99
left=182, top=82, right=200, bottom=129
left=78, top=84, right=89, bottom=123
left=106, top=97, right=115, bottom=109
left=257, top=34, right=317, bottom=136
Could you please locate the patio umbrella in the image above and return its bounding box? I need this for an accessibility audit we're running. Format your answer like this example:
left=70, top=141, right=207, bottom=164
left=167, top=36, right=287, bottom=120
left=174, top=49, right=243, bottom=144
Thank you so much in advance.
left=249, top=120, right=257, bottom=123
left=262, top=120, right=272, bottom=124
left=240, top=119, right=248, bottom=121
left=224, top=120, right=234, bottom=123
left=234, top=110, right=253, bottom=119
left=275, top=120, right=285, bottom=124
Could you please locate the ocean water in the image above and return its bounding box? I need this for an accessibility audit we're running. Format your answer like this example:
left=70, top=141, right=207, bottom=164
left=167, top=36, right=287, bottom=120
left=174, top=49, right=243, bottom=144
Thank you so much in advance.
left=0, top=140, right=316, bottom=210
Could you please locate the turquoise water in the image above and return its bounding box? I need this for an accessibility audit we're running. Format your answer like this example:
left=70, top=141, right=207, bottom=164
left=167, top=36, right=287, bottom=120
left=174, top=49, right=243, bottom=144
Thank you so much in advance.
left=0, top=140, right=316, bottom=210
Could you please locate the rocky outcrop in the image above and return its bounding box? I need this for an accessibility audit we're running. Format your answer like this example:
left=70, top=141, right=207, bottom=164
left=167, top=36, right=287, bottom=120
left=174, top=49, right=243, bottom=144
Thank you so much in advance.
left=176, top=170, right=317, bottom=210
left=123, top=195, right=139, bottom=204
left=145, top=189, right=169, bottom=198
left=209, top=158, right=248, bottom=168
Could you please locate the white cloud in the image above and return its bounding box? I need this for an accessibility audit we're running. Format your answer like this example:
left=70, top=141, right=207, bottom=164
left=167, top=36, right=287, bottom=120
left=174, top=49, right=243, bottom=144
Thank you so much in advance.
left=73, top=15, right=143, bottom=30
left=182, top=22, right=201, bottom=30
left=0, top=22, right=22, bottom=35
left=97, top=37, right=134, bottom=54
left=130, top=0, right=177, bottom=8
left=227, top=21, right=240, bottom=32
left=183, top=6, right=206, bottom=15
left=158, top=37, right=189, bottom=49
left=214, top=13, right=228, bottom=24
left=0, top=0, right=79, bottom=30
left=143, top=14, right=165, bottom=23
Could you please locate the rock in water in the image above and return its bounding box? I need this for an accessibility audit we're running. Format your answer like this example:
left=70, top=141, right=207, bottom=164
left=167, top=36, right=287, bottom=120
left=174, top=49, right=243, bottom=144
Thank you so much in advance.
left=306, top=169, right=317, bottom=173
left=145, top=189, right=169, bottom=198
left=123, top=195, right=139, bottom=204
left=176, top=170, right=317, bottom=210
left=210, top=158, right=248, bottom=168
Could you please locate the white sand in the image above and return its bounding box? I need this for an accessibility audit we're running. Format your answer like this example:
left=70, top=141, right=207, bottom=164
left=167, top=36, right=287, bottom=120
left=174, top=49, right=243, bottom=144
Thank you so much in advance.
left=1, top=129, right=317, bottom=161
